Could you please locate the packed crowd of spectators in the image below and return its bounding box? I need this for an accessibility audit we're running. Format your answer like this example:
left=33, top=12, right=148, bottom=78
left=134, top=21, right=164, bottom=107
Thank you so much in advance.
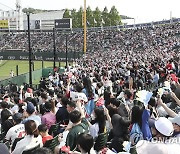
left=0, top=22, right=180, bottom=53
left=0, top=22, right=180, bottom=154
left=0, top=31, right=82, bottom=53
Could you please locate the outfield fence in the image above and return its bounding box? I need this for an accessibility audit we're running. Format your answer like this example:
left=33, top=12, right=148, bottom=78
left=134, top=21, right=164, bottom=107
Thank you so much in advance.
left=0, top=67, right=65, bottom=87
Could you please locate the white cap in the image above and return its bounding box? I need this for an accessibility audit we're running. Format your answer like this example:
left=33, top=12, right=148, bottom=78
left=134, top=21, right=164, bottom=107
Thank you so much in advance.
left=155, top=117, right=174, bottom=136
left=76, top=93, right=88, bottom=102
left=71, top=92, right=88, bottom=102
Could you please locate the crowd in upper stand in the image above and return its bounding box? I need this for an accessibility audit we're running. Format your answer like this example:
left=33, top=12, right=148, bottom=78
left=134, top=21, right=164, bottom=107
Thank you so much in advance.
left=0, top=22, right=179, bottom=53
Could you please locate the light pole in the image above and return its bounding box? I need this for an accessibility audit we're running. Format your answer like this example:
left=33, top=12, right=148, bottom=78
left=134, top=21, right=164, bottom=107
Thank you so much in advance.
left=27, top=13, right=32, bottom=88
left=73, top=39, right=76, bottom=61
left=65, top=34, right=68, bottom=68
left=53, top=28, right=56, bottom=69
left=83, top=0, right=87, bottom=54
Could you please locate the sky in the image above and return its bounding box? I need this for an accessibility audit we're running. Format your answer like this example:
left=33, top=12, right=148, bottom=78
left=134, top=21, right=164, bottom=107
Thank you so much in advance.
left=0, top=0, right=180, bottom=23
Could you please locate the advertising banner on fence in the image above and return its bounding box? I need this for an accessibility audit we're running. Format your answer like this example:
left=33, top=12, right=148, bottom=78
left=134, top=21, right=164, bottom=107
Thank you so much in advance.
left=0, top=50, right=82, bottom=61
left=0, top=20, right=9, bottom=28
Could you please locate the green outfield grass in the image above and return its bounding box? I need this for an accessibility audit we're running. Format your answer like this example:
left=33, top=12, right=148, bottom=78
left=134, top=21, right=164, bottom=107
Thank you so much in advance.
left=0, top=60, right=65, bottom=81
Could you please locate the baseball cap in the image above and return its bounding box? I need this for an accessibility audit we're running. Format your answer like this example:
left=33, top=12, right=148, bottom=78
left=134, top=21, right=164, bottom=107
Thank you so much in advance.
left=76, top=93, right=88, bottom=102
left=168, top=115, right=180, bottom=126
left=26, top=102, right=35, bottom=114
left=13, top=113, right=23, bottom=122
left=155, top=117, right=174, bottom=136
left=71, top=92, right=88, bottom=102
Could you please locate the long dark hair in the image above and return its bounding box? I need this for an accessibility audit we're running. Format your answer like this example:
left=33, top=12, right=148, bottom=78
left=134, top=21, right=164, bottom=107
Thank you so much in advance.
left=83, top=77, right=94, bottom=98
left=92, top=108, right=106, bottom=134
left=131, top=106, right=143, bottom=128
left=148, top=97, right=158, bottom=118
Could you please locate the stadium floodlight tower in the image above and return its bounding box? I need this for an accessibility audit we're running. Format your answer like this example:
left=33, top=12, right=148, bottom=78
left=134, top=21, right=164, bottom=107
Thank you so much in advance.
left=16, top=0, right=22, bottom=30
left=53, top=28, right=56, bottom=69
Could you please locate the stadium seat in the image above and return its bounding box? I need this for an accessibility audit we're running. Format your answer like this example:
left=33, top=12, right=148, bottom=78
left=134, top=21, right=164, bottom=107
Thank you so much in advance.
left=11, top=137, right=24, bottom=152
left=0, top=131, right=6, bottom=142
left=22, top=144, right=40, bottom=154
left=44, top=135, right=59, bottom=152
left=49, top=122, right=60, bottom=137
left=4, top=140, right=10, bottom=150
left=94, top=132, right=108, bottom=152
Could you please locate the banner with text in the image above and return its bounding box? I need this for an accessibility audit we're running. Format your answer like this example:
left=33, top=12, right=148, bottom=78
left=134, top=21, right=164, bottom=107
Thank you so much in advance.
left=0, top=50, right=82, bottom=61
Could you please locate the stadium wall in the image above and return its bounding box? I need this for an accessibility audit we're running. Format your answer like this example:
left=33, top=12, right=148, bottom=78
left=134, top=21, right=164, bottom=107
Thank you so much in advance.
left=0, top=69, right=42, bottom=86
left=0, top=68, right=65, bottom=86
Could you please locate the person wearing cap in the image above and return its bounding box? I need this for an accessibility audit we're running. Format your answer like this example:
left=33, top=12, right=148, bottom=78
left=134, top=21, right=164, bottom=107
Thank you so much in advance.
left=150, top=117, right=174, bottom=139
left=22, top=102, right=41, bottom=126
left=5, top=113, right=25, bottom=145
left=64, top=93, right=88, bottom=132
left=136, top=117, right=180, bottom=154
left=157, top=97, right=180, bottom=137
